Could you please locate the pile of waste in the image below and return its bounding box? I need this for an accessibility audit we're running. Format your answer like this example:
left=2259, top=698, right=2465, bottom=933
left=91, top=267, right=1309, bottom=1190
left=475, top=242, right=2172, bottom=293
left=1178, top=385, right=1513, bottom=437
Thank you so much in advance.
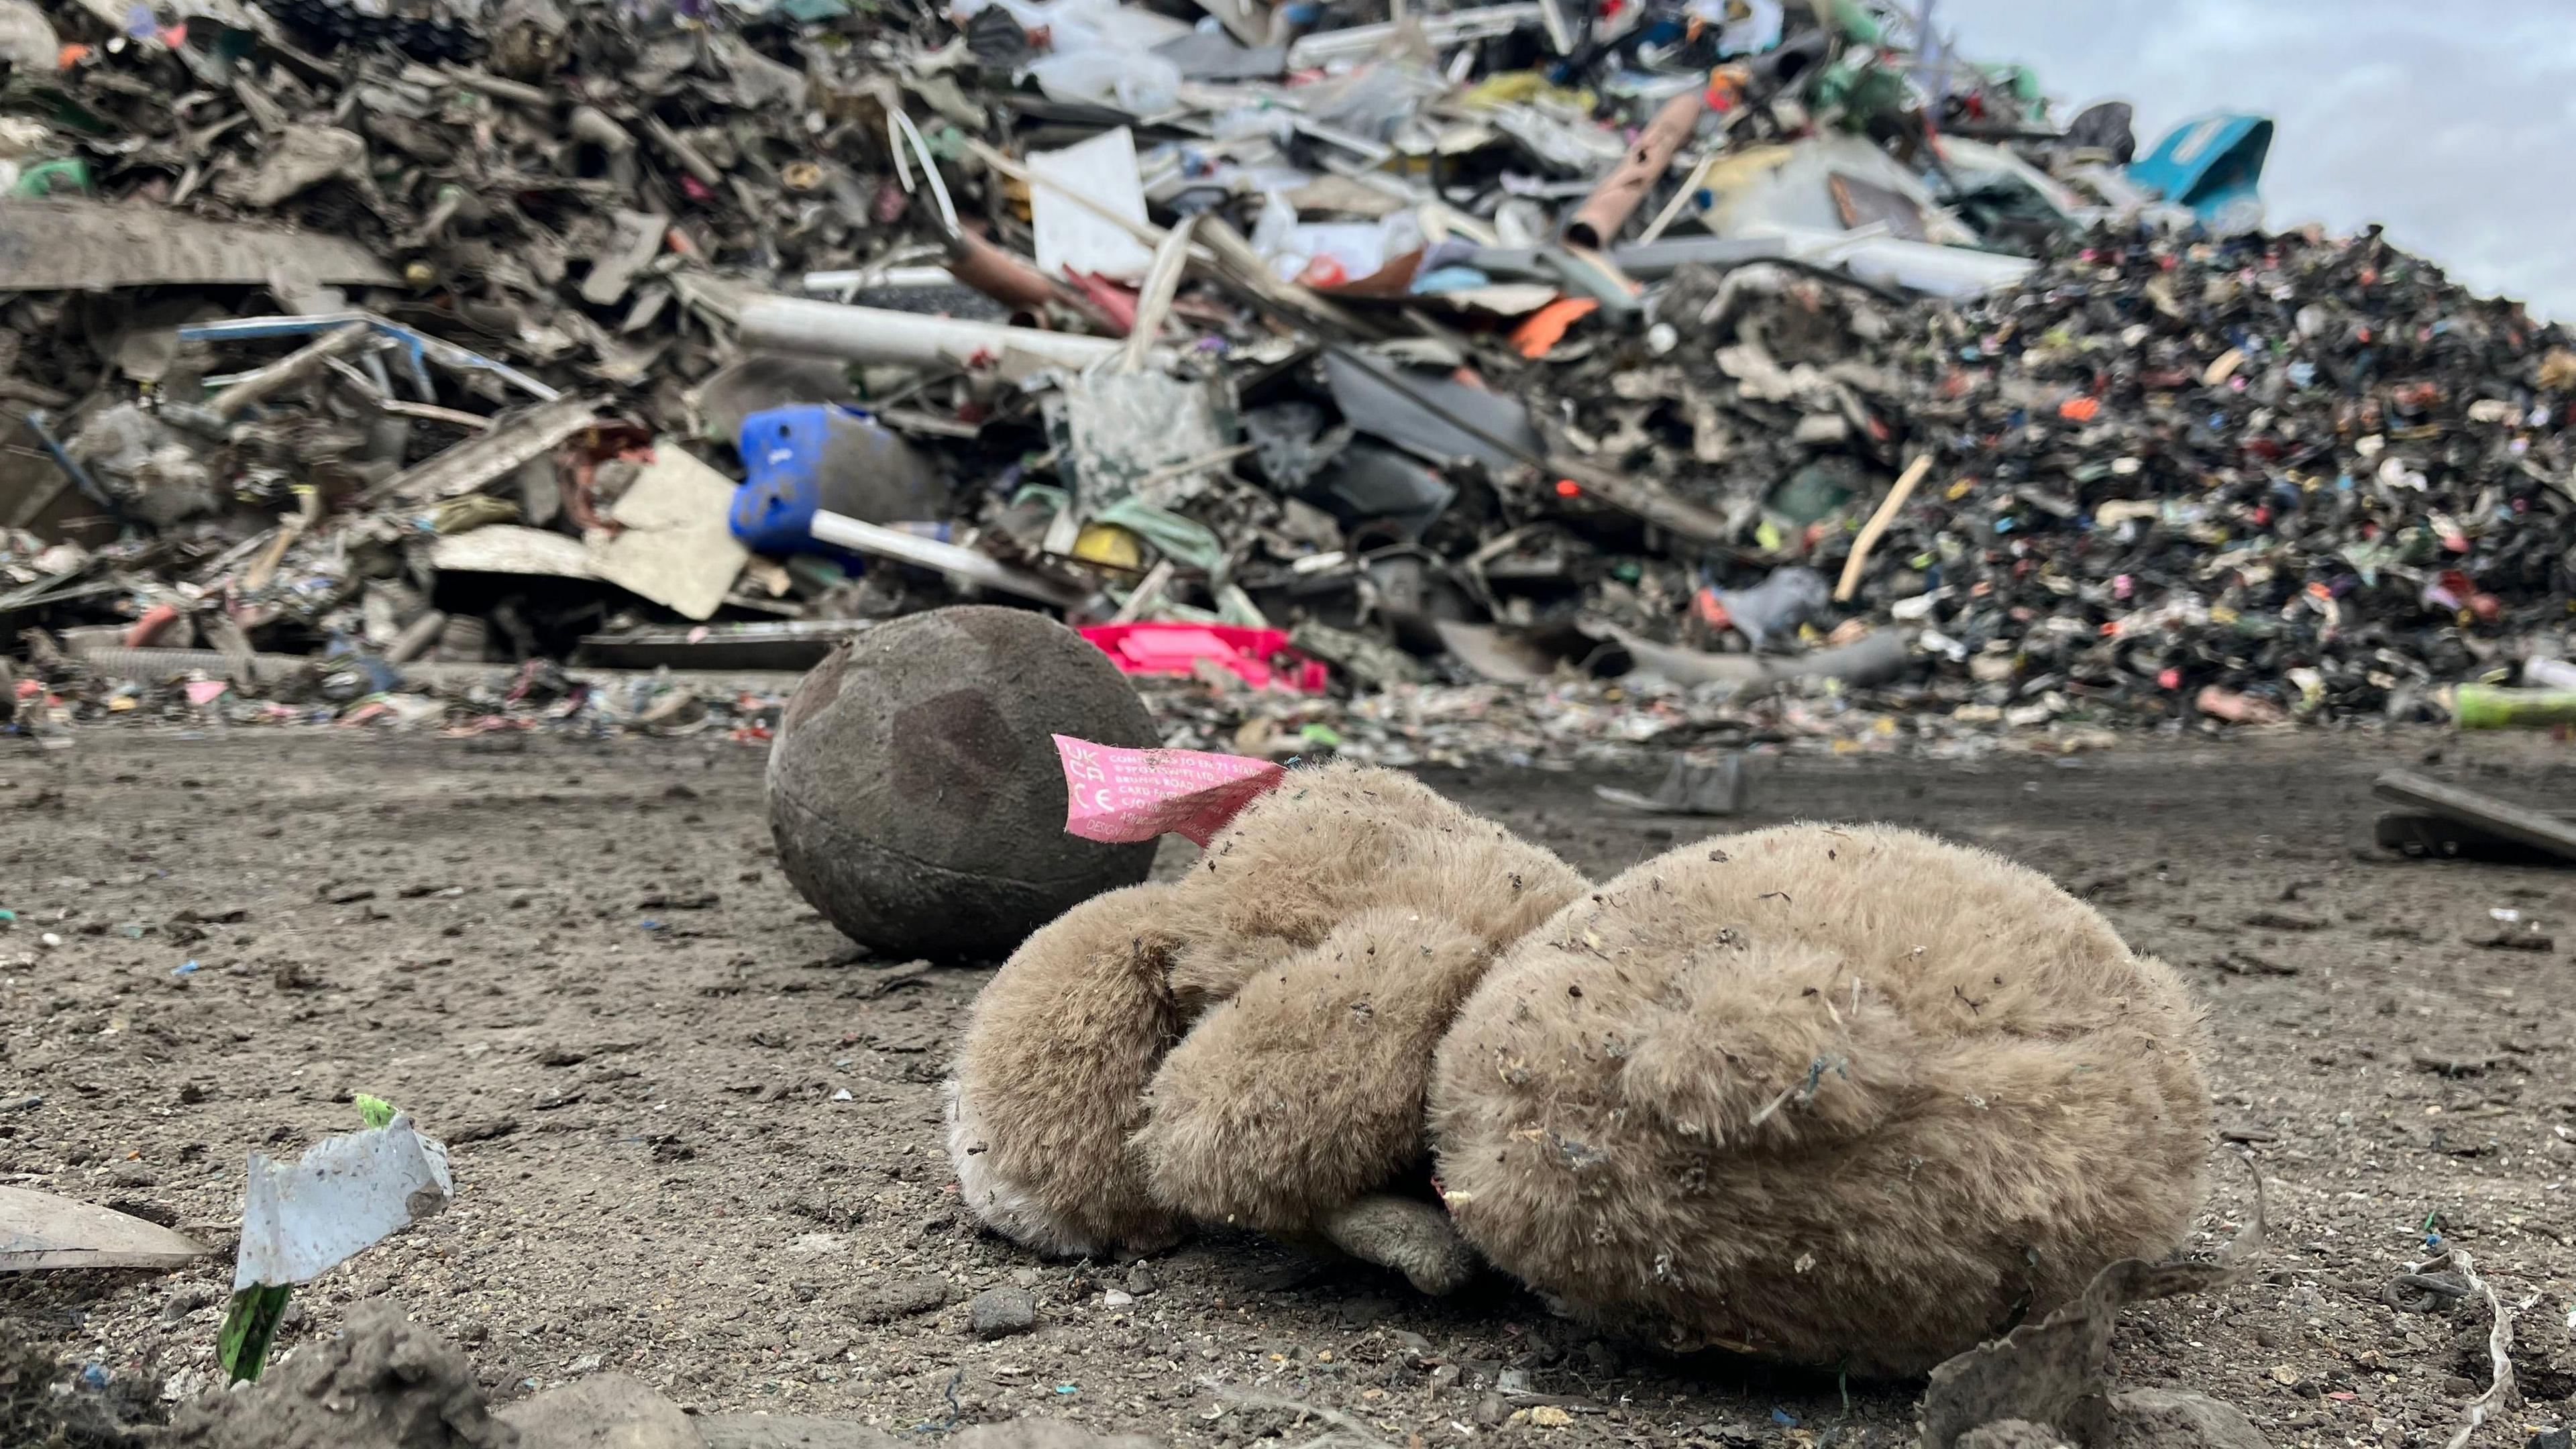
left=0, top=0, right=2566, bottom=747
left=1538, top=227, right=2576, bottom=727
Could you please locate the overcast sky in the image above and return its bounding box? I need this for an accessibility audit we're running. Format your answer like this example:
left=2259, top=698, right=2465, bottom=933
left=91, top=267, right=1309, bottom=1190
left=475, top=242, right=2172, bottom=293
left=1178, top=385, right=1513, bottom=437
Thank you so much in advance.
left=1931, top=0, right=2576, bottom=323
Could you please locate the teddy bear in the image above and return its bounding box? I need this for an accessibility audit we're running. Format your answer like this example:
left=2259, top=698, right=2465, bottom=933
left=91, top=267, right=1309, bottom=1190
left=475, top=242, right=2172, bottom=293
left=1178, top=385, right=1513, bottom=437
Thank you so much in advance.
left=945, top=761, right=2210, bottom=1375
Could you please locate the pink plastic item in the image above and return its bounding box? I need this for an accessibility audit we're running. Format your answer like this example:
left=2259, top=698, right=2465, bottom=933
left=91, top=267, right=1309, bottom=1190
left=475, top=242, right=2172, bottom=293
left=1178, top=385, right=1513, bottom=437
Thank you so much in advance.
left=1055, top=734, right=1287, bottom=847
left=1077, top=623, right=1328, bottom=692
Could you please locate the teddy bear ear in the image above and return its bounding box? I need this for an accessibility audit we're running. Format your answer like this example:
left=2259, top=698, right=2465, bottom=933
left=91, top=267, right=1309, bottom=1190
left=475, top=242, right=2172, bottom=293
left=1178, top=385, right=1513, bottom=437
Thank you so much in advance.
left=946, top=882, right=1191, bottom=1257
left=1169, top=763, right=1470, bottom=958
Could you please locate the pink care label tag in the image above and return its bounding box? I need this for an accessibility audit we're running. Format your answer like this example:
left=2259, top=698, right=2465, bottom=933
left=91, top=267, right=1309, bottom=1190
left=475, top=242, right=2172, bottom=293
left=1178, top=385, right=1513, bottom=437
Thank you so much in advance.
left=1054, top=735, right=1288, bottom=847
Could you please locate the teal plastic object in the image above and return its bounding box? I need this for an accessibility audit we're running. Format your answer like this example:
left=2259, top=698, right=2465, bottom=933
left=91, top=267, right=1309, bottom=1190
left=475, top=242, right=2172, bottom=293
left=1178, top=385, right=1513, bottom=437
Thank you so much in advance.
left=2127, top=113, right=2273, bottom=229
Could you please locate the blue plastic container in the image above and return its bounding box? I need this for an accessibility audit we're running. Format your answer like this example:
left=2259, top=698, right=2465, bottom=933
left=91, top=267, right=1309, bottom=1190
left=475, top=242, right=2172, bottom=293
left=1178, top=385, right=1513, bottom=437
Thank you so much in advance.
left=730, top=404, right=947, bottom=555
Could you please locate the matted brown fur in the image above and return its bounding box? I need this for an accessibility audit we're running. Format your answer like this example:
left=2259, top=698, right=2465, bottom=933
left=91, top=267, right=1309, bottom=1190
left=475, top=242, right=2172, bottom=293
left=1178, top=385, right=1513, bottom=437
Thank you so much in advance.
left=1158, top=762, right=1584, bottom=1012
left=947, top=762, right=1588, bottom=1257
left=1430, top=823, right=2210, bottom=1377
left=1133, top=906, right=1496, bottom=1234
left=945, top=883, right=1187, bottom=1256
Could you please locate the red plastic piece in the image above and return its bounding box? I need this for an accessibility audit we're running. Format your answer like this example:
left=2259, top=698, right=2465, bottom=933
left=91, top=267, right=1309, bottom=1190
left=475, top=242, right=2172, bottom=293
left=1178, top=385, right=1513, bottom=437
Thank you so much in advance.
left=1078, top=623, right=1329, bottom=692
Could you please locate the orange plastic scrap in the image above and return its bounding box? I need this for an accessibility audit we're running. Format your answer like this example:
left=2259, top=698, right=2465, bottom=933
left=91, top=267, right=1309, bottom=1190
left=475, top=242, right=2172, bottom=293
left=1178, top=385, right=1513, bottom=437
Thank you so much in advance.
left=1511, top=297, right=1599, bottom=358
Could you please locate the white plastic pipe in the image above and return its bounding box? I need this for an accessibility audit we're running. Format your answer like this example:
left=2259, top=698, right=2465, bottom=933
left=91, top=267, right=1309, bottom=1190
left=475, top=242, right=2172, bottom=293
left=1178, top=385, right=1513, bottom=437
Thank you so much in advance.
left=739, top=294, right=1128, bottom=370
left=799, top=265, right=960, bottom=292
left=809, top=510, right=1093, bottom=609
left=1287, top=2, right=1542, bottom=65
left=1748, top=225, right=2038, bottom=299
left=2526, top=657, right=2576, bottom=690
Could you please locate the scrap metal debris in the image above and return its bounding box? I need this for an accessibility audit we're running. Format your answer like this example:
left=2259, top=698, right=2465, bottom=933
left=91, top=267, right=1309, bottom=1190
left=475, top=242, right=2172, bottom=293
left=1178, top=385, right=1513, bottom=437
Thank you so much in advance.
left=2375, top=768, right=2576, bottom=864
left=0, top=0, right=2565, bottom=759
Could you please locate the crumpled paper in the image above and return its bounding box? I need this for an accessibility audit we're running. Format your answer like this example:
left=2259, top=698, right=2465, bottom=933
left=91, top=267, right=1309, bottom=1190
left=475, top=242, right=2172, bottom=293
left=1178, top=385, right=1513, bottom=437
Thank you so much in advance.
left=233, top=1115, right=452, bottom=1292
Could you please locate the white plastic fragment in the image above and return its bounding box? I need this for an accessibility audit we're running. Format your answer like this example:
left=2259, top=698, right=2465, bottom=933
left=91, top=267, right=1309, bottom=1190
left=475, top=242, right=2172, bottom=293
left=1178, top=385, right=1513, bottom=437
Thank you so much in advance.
left=1028, top=127, right=1157, bottom=282
left=233, top=1114, right=453, bottom=1291
left=0, top=1186, right=213, bottom=1272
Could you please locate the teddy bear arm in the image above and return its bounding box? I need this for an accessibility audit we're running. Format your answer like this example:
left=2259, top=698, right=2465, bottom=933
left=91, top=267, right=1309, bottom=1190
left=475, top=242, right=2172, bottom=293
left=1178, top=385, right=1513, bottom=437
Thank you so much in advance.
left=1130, top=905, right=1495, bottom=1236
left=945, top=883, right=1189, bottom=1255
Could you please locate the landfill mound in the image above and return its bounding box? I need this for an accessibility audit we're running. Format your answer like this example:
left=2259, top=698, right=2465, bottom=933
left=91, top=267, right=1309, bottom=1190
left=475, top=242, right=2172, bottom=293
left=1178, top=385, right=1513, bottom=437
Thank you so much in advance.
left=0, top=0, right=2563, bottom=753
left=1540, top=229, right=2576, bottom=727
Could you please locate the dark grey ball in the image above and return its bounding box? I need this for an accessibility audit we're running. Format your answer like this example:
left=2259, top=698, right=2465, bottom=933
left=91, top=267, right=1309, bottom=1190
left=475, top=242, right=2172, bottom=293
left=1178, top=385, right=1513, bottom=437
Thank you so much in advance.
left=767, top=606, right=1159, bottom=960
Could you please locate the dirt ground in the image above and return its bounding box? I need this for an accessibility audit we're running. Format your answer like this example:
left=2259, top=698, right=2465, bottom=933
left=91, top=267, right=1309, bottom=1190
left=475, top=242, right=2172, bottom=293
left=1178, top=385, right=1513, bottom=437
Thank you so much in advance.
left=4, top=725, right=2573, bottom=1449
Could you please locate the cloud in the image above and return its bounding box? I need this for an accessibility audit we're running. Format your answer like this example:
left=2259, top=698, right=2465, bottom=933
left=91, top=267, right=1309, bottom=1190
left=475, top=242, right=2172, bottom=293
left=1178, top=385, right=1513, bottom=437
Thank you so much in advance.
left=1932, top=0, right=2576, bottom=320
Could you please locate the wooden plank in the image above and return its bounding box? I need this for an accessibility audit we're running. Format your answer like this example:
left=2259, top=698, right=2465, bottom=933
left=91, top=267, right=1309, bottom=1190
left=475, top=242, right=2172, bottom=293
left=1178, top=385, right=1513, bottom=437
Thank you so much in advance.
left=2371, top=769, right=2576, bottom=863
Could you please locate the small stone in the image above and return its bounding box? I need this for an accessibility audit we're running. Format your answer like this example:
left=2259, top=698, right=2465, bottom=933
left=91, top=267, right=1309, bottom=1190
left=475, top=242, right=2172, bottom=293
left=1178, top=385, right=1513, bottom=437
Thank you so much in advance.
left=1472, top=1395, right=1507, bottom=1426
left=969, top=1287, right=1037, bottom=1340
left=847, top=1274, right=949, bottom=1324
left=1010, top=1267, right=1040, bottom=1287
left=108, top=1161, right=158, bottom=1188
left=496, top=1373, right=696, bottom=1449
left=1122, top=1261, right=1157, bottom=1295
left=1102, top=1289, right=1134, bottom=1308
left=158, top=1284, right=223, bottom=1326
left=2102, top=1389, right=2269, bottom=1449
left=2529, top=1432, right=2572, bottom=1449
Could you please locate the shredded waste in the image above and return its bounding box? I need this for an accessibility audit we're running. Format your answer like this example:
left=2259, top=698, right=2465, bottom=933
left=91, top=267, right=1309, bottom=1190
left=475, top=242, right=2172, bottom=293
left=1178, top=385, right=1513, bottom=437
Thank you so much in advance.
left=1, top=0, right=2565, bottom=761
